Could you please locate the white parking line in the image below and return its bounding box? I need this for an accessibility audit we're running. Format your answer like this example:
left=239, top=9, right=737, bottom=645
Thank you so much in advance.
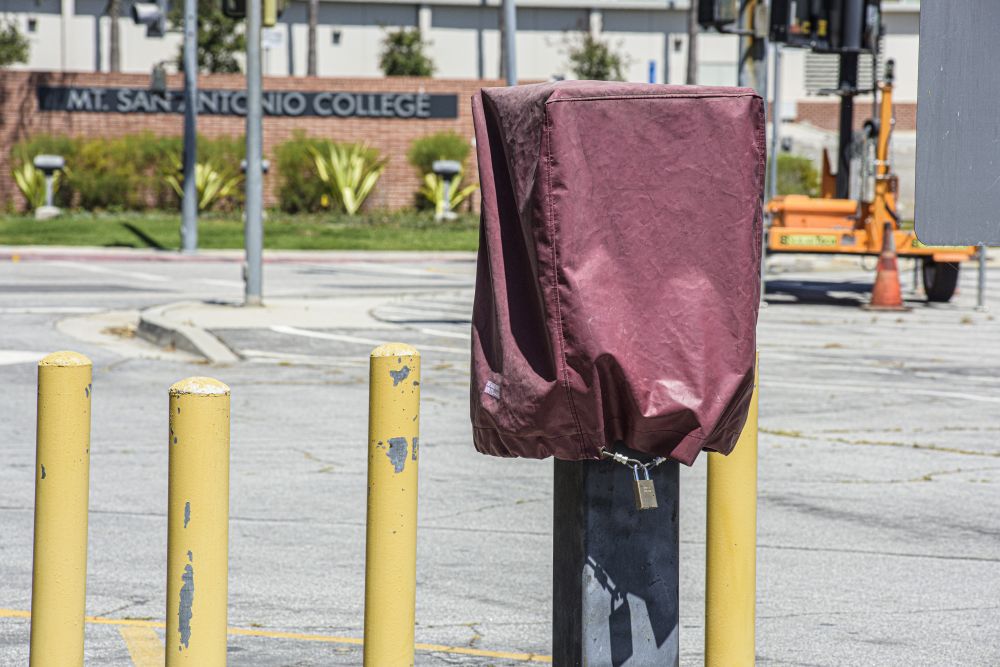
left=50, top=260, right=171, bottom=283
left=270, top=324, right=466, bottom=354
left=419, top=327, right=471, bottom=340
left=0, top=351, right=46, bottom=365
left=0, top=306, right=102, bottom=314
left=768, top=380, right=1000, bottom=404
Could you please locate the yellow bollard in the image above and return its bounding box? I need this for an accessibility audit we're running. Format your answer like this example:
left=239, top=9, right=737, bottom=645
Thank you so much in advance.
left=29, top=351, right=92, bottom=667
left=166, top=377, right=231, bottom=666
left=705, top=355, right=759, bottom=667
left=364, top=343, right=421, bottom=667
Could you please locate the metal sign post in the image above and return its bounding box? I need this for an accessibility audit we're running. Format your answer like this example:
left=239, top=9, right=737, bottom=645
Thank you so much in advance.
left=244, top=0, right=264, bottom=306
left=553, top=453, right=680, bottom=666
left=181, top=0, right=198, bottom=254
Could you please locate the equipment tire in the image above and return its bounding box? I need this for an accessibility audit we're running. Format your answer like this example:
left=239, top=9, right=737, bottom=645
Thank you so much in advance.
left=922, top=258, right=960, bottom=303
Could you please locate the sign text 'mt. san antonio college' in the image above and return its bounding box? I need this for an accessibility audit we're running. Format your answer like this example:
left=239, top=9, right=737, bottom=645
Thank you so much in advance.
left=37, top=86, right=458, bottom=119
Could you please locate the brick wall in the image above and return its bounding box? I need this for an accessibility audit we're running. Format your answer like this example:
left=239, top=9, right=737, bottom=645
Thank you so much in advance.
left=0, top=71, right=501, bottom=211
left=796, top=100, right=917, bottom=132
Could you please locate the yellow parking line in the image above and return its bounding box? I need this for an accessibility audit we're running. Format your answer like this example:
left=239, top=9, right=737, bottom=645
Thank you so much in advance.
left=119, top=626, right=164, bottom=667
left=0, top=609, right=551, bottom=663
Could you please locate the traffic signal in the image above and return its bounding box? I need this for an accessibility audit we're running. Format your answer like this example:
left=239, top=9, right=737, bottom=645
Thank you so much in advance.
left=222, top=0, right=285, bottom=27
left=697, top=0, right=739, bottom=30
left=131, top=0, right=167, bottom=37
left=769, top=0, right=880, bottom=53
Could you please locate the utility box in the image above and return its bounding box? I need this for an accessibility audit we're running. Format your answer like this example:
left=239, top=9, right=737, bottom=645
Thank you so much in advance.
left=470, top=81, right=765, bottom=465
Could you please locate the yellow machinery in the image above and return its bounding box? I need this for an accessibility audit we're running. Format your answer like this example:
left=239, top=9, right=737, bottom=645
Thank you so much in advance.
left=767, top=61, right=976, bottom=302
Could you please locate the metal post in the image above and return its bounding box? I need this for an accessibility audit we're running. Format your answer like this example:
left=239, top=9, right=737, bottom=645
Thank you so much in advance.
left=181, top=0, right=198, bottom=254
left=244, top=0, right=264, bottom=306
left=364, top=343, right=421, bottom=667
left=977, top=243, right=988, bottom=311
left=502, top=0, right=517, bottom=85
left=441, top=178, right=452, bottom=220
left=769, top=44, right=782, bottom=204
left=44, top=175, right=54, bottom=208
left=29, top=351, right=92, bottom=667
left=552, top=453, right=680, bottom=666
left=737, top=0, right=767, bottom=93
left=836, top=53, right=858, bottom=200
left=166, top=377, right=231, bottom=666
left=705, top=357, right=759, bottom=667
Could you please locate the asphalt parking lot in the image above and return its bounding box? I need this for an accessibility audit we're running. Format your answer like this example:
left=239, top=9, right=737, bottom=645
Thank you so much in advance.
left=2, top=249, right=999, bottom=666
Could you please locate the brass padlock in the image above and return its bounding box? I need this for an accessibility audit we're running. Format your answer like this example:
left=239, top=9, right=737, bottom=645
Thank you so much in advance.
left=632, top=465, right=658, bottom=511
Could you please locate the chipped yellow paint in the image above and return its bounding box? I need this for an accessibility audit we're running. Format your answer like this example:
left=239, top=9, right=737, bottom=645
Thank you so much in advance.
left=0, top=609, right=552, bottom=663
left=365, top=343, right=421, bottom=667
left=30, top=351, right=92, bottom=667
left=166, top=377, right=231, bottom=666
left=119, top=626, right=164, bottom=667
left=705, top=354, right=759, bottom=667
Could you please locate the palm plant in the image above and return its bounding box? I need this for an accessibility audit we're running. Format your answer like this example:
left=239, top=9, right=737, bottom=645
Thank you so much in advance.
left=418, top=169, right=478, bottom=219
left=166, top=160, right=243, bottom=211
left=13, top=160, right=59, bottom=209
left=310, top=143, right=386, bottom=215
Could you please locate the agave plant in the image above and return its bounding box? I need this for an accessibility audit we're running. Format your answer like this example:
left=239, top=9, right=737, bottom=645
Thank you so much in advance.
left=13, top=160, right=59, bottom=209
left=418, top=168, right=479, bottom=219
left=166, top=160, right=243, bottom=211
left=310, top=143, right=386, bottom=216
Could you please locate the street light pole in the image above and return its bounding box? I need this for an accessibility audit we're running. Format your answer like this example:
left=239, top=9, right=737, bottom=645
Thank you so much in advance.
left=180, top=0, right=198, bottom=254
left=502, top=0, right=517, bottom=85
left=244, top=0, right=264, bottom=306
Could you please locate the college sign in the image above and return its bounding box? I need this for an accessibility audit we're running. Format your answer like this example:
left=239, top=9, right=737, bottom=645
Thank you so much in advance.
left=36, top=86, right=458, bottom=119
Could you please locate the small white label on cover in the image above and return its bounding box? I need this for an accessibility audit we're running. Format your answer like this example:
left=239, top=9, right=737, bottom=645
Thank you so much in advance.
left=484, top=380, right=501, bottom=399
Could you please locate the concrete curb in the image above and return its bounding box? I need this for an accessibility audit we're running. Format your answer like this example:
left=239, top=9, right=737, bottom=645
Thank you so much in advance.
left=1, top=245, right=477, bottom=265
left=138, top=302, right=241, bottom=364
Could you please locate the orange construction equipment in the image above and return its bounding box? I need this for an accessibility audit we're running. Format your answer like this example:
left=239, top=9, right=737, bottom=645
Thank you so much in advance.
left=767, top=59, right=976, bottom=302
left=866, top=222, right=908, bottom=311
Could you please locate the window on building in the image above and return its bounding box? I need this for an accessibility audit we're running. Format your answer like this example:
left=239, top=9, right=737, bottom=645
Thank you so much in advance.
left=27, top=17, right=37, bottom=33
left=331, top=30, right=342, bottom=45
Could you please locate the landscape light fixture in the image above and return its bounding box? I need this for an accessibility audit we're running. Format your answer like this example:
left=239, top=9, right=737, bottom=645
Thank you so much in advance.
left=130, top=0, right=167, bottom=37
left=33, top=154, right=65, bottom=220
left=432, top=160, right=461, bottom=221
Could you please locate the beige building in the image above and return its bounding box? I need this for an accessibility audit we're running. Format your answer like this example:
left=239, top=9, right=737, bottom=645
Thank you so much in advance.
left=1, top=0, right=921, bottom=104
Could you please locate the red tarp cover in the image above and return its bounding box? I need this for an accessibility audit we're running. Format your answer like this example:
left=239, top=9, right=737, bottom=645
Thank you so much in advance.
left=470, top=81, right=764, bottom=465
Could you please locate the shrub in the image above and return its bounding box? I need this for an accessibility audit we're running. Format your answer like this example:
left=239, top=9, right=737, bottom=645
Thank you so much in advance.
left=274, top=132, right=328, bottom=213
left=310, top=143, right=386, bottom=216
left=773, top=154, right=820, bottom=197
left=406, top=132, right=471, bottom=176
left=379, top=28, right=434, bottom=77
left=566, top=32, right=627, bottom=81
left=9, top=133, right=244, bottom=211
left=165, top=161, right=243, bottom=211
left=12, top=160, right=59, bottom=209
left=419, top=169, right=478, bottom=218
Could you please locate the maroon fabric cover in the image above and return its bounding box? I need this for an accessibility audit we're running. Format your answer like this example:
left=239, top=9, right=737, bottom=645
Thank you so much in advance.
left=470, top=81, right=764, bottom=465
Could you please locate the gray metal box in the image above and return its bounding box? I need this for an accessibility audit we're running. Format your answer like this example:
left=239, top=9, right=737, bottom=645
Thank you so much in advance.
left=915, top=0, right=1000, bottom=244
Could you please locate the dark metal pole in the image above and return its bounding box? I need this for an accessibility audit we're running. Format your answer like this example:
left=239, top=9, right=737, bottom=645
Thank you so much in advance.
left=553, top=455, right=679, bottom=666
left=977, top=243, right=987, bottom=311
left=835, top=52, right=858, bottom=200
left=180, top=0, right=198, bottom=254
left=244, top=0, right=264, bottom=306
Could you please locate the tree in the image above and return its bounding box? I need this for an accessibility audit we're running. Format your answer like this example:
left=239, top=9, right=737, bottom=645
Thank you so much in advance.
left=0, top=20, right=29, bottom=68
left=170, top=0, right=245, bottom=73
left=107, top=0, right=121, bottom=72
left=307, top=0, right=318, bottom=75
left=566, top=32, right=626, bottom=81
left=379, top=28, right=434, bottom=77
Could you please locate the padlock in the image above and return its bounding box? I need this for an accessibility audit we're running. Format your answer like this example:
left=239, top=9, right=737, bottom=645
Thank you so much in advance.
left=632, top=464, right=658, bottom=511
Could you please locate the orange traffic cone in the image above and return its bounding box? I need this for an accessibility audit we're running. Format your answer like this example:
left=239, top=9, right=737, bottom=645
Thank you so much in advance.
left=865, top=222, right=910, bottom=311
